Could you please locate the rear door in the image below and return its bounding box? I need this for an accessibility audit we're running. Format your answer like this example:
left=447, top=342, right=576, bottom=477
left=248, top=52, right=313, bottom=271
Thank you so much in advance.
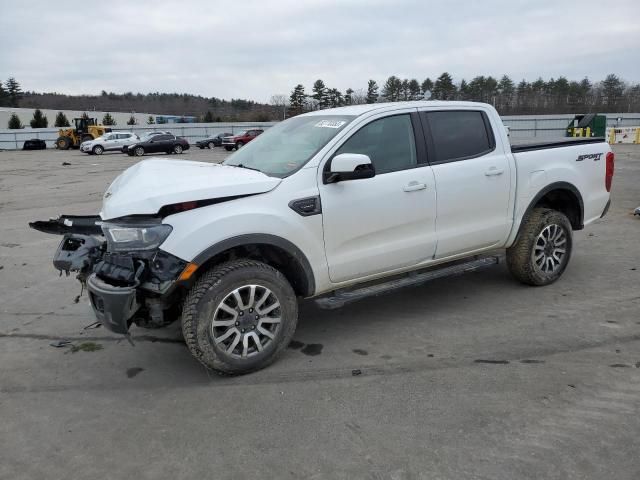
left=420, top=109, right=512, bottom=258
left=319, top=111, right=438, bottom=283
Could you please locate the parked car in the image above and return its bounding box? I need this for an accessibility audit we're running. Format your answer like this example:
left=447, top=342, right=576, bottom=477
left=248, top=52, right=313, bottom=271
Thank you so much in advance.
left=80, top=132, right=139, bottom=155
left=22, top=138, right=46, bottom=150
left=126, top=133, right=190, bottom=156
left=221, top=129, right=264, bottom=151
left=31, top=101, right=614, bottom=375
left=196, top=133, right=232, bottom=149
left=120, top=131, right=172, bottom=153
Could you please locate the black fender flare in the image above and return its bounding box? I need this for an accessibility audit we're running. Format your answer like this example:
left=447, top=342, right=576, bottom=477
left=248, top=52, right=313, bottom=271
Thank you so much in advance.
left=192, top=234, right=316, bottom=297
left=517, top=181, right=584, bottom=236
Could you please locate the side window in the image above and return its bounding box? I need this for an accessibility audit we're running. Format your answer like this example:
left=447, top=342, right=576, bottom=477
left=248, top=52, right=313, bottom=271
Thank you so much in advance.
left=426, top=111, right=494, bottom=163
left=335, top=114, right=417, bottom=174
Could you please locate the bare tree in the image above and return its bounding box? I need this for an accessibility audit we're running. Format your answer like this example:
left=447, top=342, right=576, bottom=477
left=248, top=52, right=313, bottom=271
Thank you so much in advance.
left=270, top=94, right=290, bottom=119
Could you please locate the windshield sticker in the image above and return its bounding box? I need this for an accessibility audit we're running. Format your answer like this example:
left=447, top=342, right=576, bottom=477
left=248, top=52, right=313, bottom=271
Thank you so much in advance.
left=314, top=120, right=346, bottom=129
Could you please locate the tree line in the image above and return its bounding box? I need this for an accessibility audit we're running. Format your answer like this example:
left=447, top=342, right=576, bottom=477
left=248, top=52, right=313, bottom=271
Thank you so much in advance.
left=0, top=77, right=280, bottom=123
left=286, top=73, right=640, bottom=115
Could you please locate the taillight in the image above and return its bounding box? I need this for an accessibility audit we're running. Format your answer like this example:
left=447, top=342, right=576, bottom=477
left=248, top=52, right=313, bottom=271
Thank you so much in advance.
left=605, top=151, right=615, bottom=192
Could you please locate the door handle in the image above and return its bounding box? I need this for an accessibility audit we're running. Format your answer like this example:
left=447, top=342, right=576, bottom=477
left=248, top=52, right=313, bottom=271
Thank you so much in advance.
left=485, top=167, right=504, bottom=176
left=403, top=182, right=427, bottom=192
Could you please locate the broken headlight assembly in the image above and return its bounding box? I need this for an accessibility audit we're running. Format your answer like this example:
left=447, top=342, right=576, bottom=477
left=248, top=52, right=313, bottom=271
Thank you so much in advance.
left=102, top=223, right=172, bottom=252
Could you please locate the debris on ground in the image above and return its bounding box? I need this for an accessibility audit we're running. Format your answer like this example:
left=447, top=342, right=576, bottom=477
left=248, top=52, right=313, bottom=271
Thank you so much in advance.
left=61, top=162, right=71, bottom=166
left=352, top=369, right=362, bottom=376
left=634, top=206, right=640, bottom=216
left=126, top=367, right=144, bottom=378
left=83, top=321, right=102, bottom=330
left=69, top=342, right=103, bottom=353
left=50, top=340, right=72, bottom=348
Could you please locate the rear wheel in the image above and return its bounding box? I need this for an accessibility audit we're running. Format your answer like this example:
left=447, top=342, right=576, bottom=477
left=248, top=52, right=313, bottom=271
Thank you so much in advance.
left=134, top=146, right=145, bottom=156
left=92, top=145, right=104, bottom=155
left=507, top=208, right=573, bottom=286
left=225, top=146, right=233, bottom=151
left=56, top=136, right=71, bottom=150
left=173, top=144, right=183, bottom=154
left=182, top=259, right=298, bottom=375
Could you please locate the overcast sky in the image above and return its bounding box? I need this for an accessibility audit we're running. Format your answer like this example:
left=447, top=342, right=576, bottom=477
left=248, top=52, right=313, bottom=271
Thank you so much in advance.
left=1, top=0, right=639, bottom=102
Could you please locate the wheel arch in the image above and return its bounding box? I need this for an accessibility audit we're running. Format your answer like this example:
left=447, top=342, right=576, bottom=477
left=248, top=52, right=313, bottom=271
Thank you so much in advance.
left=190, top=234, right=316, bottom=297
left=518, top=181, right=584, bottom=238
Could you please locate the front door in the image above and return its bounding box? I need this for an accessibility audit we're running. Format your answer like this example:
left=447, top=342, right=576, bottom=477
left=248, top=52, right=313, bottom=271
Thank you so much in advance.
left=319, top=112, right=437, bottom=283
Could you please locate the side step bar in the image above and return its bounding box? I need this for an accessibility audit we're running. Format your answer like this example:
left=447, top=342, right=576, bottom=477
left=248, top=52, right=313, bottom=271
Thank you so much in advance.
left=315, top=255, right=502, bottom=310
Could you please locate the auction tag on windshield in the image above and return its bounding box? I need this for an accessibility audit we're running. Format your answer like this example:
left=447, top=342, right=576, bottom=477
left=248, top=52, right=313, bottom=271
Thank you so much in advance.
left=314, top=120, right=346, bottom=129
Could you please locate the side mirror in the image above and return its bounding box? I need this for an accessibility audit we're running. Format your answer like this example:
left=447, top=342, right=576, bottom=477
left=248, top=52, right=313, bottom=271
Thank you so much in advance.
left=323, top=153, right=375, bottom=184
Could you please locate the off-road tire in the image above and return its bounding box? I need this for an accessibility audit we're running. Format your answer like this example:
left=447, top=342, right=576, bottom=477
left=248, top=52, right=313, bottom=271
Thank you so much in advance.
left=56, top=136, right=71, bottom=150
left=182, top=259, right=298, bottom=375
left=507, top=208, right=573, bottom=286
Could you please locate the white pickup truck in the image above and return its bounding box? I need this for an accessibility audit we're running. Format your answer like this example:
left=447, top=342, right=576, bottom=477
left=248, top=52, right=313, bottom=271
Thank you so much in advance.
left=31, top=101, right=614, bottom=374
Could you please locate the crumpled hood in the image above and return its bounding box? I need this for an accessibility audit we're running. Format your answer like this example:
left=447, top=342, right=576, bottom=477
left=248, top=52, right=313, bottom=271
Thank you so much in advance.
left=100, top=158, right=281, bottom=220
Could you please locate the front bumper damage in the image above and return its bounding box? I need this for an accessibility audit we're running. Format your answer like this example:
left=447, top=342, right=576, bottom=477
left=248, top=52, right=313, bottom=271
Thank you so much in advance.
left=30, top=215, right=189, bottom=335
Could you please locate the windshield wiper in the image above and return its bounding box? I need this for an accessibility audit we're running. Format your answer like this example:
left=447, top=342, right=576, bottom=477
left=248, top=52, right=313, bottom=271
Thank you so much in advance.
left=234, top=163, right=262, bottom=173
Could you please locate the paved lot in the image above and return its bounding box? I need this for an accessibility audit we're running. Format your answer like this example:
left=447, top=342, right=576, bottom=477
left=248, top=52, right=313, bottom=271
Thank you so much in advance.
left=1, top=145, right=639, bottom=480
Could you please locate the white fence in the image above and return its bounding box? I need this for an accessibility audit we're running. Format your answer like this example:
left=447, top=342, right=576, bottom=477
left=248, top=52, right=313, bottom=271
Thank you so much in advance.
left=0, top=122, right=276, bottom=150
left=2, top=114, right=640, bottom=150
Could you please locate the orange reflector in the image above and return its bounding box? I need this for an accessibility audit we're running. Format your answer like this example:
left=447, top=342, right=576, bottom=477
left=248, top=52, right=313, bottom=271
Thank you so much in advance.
left=178, top=262, right=199, bottom=281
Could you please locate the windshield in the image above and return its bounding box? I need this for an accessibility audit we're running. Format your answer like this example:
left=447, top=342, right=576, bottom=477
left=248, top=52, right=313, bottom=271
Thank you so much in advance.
left=223, top=115, right=355, bottom=177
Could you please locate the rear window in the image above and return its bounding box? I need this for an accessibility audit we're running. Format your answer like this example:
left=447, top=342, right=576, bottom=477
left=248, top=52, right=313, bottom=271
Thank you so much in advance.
left=426, top=111, right=494, bottom=163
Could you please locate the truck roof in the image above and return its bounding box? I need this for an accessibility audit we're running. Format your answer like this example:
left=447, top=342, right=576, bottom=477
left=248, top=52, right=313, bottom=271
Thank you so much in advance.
left=300, top=100, right=492, bottom=117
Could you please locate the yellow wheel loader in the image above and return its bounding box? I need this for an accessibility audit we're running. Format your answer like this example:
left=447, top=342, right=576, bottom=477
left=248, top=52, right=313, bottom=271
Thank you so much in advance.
left=55, top=117, right=112, bottom=150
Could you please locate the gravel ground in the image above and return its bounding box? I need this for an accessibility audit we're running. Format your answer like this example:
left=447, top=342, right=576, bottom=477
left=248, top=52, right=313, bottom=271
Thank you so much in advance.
left=1, top=144, right=639, bottom=480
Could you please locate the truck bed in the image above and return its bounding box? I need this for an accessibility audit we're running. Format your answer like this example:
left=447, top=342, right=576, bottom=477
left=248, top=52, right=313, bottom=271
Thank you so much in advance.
left=511, top=137, right=606, bottom=153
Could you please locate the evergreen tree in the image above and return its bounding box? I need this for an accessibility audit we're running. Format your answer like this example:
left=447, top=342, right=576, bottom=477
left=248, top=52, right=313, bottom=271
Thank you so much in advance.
left=127, top=115, right=137, bottom=125
left=54, top=111, right=70, bottom=127
left=408, top=79, right=422, bottom=100
left=203, top=111, right=214, bottom=122
left=147, top=116, right=156, bottom=124
left=382, top=76, right=402, bottom=101
left=344, top=88, right=354, bottom=105
left=366, top=80, right=379, bottom=104
left=8, top=113, right=23, bottom=129
left=0, top=82, right=6, bottom=106
left=312, top=79, right=328, bottom=109
left=400, top=79, right=410, bottom=101
left=30, top=109, right=48, bottom=128
left=102, top=113, right=116, bottom=126
left=601, top=73, right=625, bottom=108
left=458, top=79, right=470, bottom=100
left=421, top=78, right=434, bottom=98
left=289, top=84, right=306, bottom=115
left=5, top=77, right=22, bottom=107
left=432, top=72, right=456, bottom=100
left=328, top=88, right=343, bottom=107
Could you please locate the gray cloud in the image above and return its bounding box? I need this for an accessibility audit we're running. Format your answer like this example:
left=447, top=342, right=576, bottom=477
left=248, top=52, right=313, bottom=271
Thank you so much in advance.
left=1, top=0, right=639, bottom=102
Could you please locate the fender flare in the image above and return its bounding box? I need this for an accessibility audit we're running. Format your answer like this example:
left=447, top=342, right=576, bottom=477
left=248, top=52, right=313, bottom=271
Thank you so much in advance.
left=192, top=233, right=316, bottom=297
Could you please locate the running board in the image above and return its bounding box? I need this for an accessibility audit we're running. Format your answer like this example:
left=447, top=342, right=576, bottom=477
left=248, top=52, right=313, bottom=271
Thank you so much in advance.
left=315, top=255, right=502, bottom=310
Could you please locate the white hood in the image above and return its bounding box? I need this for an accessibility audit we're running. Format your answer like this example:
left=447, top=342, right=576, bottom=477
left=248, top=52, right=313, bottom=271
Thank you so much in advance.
left=100, top=158, right=281, bottom=220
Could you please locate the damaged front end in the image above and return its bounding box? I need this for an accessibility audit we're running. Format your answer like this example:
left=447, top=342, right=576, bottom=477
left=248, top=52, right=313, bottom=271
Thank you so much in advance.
left=30, top=215, right=188, bottom=335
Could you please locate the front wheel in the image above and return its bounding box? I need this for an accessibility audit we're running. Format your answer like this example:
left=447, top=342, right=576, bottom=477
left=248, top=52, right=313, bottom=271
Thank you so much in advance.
left=235, top=141, right=244, bottom=150
left=182, top=259, right=298, bottom=375
left=173, top=144, right=183, bottom=154
left=134, top=146, right=145, bottom=156
left=507, top=208, right=573, bottom=286
left=92, top=145, right=104, bottom=155
left=208, top=141, right=215, bottom=149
